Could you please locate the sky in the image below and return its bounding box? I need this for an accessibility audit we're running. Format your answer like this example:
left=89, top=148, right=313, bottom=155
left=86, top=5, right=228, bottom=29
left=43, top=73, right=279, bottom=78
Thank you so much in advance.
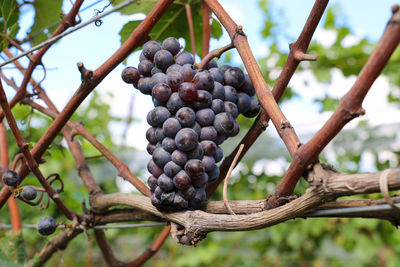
left=2, top=0, right=400, bottom=185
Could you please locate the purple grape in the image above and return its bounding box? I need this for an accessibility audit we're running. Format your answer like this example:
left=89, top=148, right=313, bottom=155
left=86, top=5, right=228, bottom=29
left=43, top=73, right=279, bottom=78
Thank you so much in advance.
left=173, top=170, right=191, bottom=190
left=164, top=161, right=182, bottom=177
left=147, top=176, right=158, bottom=191
left=146, top=127, right=158, bottom=144
left=224, top=85, right=238, bottom=103
left=143, top=40, right=161, bottom=60
left=161, top=137, right=177, bottom=153
left=171, top=150, right=188, bottom=166
left=151, top=67, right=163, bottom=76
left=137, top=77, right=153, bottom=95
left=155, top=127, right=165, bottom=142
left=175, top=51, right=194, bottom=65
left=162, top=37, right=181, bottom=56
left=239, top=74, right=256, bottom=96
left=196, top=108, right=215, bottom=126
left=215, top=134, right=226, bottom=145
left=193, top=90, right=212, bottom=110
left=162, top=117, right=182, bottom=137
left=37, top=217, right=57, bottom=236
left=173, top=193, right=188, bottom=209
left=236, top=92, right=251, bottom=114
left=200, top=126, right=218, bottom=141
left=214, top=146, right=223, bottom=163
left=191, top=172, right=208, bottom=188
left=152, top=147, right=171, bottom=168
left=175, top=128, right=198, bottom=152
left=146, top=143, right=156, bottom=155
left=200, top=140, right=217, bottom=156
left=214, top=112, right=235, bottom=135
left=158, top=174, right=174, bottom=192
left=150, top=72, right=168, bottom=87
left=207, top=164, right=220, bottom=183
left=166, top=71, right=184, bottom=91
left=138, top=59, right=154, bottom=77
left=147, top=160, right=163, bottom=177
left=180, top=185, right=196, bottom=200
left=176, top=107, right=196, bottom=127
left=184, top=159, right=205, bottom=178
left=224, top=101, right=239, bottom=118
left=180, top=64, right=197, bottom=82
left=161, top=191, right=175, bottom=205
left=166, top=92, right=185, bottom=114
left=122, top=67, right=140, bottom=84
left=220, top=64, right=232, bottom=73
left=146, top=106, right=171, bottom=127
left=193, top=70, right=214, bottom=91
left=21, top=186, right=37, bottom=200
left=151, top=194, right=162, bottom=207
left=152, top=83, right=172, bottom=103
left=189, top=188, right=206, bottom=209
left=224, top=67, right=245, bottom=88
left=229, top=121, right=240, bottom=137
left=154, top=186, right=163, bottom=198
left=210, top=81, right=225, bottom=100
left=211, top=99, right=225, bottom=114
left=2, top=170, right=20, bottom=187
left=166, top=64, right=182, bottom=74
left=191, top=122, right=201, bottom=136
left=201, top=155, right=215, bottom=172
left=178, top=82, right=197, bottom=102
left=243, top=97, right=260, bottom=118
left=154, top=49, right=174, bottom=70
left=205, top=59, right=218, bottom=70
left=187, top=143, right=204, bottom=160
left=208, top=67, right=224, bottom=83
left=139, top=52, right=147, bottom=61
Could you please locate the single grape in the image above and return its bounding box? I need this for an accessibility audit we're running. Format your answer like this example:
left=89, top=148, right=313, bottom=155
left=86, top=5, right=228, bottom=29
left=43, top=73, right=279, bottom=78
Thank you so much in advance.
left=147, top=176, right=158, bottom=191
left=147, top=160, right=163, bottom=177
left=166, top=92, right=185, bottom=114
left=187, top=143, right=204, bottom=160
left=166, top=64, right=182, bottom=74
left=173, top=170, right=191, bottom=190
left=154, top=186, right=163, bottom=199
left=137, top=77, right=153, bottom=95
left=37, top=217, right=57, bottom=236
left=171, top=150, right=188, bottom=166
left=220, top=64, right=232, bottom=73
left=196, top=108, right=215, bottom=126
left=160, top=191, right=175, bottom=205
left=229, top=121, right=240, bottom=137
left=215, top=134, right=226, bottom=145
left=243, top=97, right=260, bottom=118
left=150, top=72, right=167, bottom=88
left=162, top=117, right=182, bottom=137
left=146, top=106, right=171, bottom=127
left=199, top=126, right=218, bottom=141
left=151, top=194, right=162, bottom=207
left=205, top=59, right=218, bottom=70
left=214, top=112, right=235, bottom=135
left=208, top=67, right=224, bottom=83
left=189, top=188, right=206, bottom=209
left=201, top=155, right=215, bottom=172
left=193, top=70, right=214, bottom=91
left=21, top=186, right=37, bottom=200
left=236, top=92, right=251, bottom=114
left=143, top=40, right=161, bottom=60
left=155, top=127, right=165, bottom=142
left=180, top=185, right=196, bottom=200
left=173, top=193, right=188, bottom=209
left=152, top=83, right=172, bottom=103
left=180, top=64, right=197, bottom=82
left=121, top=66, right=140, bottom=84
left=178, top=82, right=197, bottom=102
left=210, top=81, right=225, bottom=100
left=164, top=161, right=182, bottom=178
left=151, top=67, right=163, bottom=76
left=152, top=98, right=165, bottom=107
left=191, top=172, right=208, bottom=188
left=138, top=59, right=154, bottom=77
left=191, top=122, right=201, bottom=136
left=184, top=159, right=205, bottom=179
left=207, top=164, right=220, bottom=183
left=161, top=137, right=177, bottom=153
left=2, top=170, right=20, bottom=187
left=200, top=140, right=217, bottom=156
left=154, top=49, right=174, bottom=70
left=176, top=107, right=196, bottom=127
left=152, top=147, right=171, bottom=168
left=224, top=101, right=239, bottom=119
left=175, top=51, right=194, bottom=65
left=193, top=90, right=212, bottom=110
left=166, top=71, right=184, bottom=91
left=175, top=128, right=198, bottom=152
left=139, top=52, right=147, bottom=61
left=224, top=85, right=238, bottom=103
left=146, top=143, right=156, bottom=155
left=158, top=174, right=174, bottom=192
left=214, top=146, right=224, bottom=163
left=211, top=99, right=225, bottom=114
left=162, top=37, right=181, bottom=55
left=224, top=67, right=245, bottom=88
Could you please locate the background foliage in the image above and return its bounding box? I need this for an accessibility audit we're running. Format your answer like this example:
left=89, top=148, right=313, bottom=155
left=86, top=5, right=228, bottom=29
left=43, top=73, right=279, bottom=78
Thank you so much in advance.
left=0, top=0, right=400, bottom=266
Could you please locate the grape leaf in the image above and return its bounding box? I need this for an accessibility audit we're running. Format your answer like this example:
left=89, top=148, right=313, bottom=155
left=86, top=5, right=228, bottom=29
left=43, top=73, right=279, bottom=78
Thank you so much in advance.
left=118, top=1, right=222, bottom=58
left=28, top=0, right=63, bottom=46
left=0, top=0, right=20, bottom=52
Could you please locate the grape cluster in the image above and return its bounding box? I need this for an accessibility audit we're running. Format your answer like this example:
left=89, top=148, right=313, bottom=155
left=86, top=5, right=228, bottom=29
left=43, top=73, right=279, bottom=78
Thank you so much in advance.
left=122, top=37, right=260, bottom=212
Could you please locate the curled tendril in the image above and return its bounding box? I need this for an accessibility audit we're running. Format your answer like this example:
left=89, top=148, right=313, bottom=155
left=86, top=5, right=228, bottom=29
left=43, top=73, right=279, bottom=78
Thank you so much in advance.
left=11, top=154, right=24, bottom=172
left=46, top=173, right=64, bottom=193
left=93, top=0, right=114, bottom=27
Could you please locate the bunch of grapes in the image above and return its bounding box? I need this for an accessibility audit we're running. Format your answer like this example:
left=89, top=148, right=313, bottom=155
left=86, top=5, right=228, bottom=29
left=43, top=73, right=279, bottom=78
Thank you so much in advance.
left=121, top=37, right=260, bottom=212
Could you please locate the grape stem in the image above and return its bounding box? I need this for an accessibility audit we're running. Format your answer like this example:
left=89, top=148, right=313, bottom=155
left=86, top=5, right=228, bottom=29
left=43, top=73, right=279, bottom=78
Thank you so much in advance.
left=223, top=144, right=244, bottom=215
left=197, top=43, right=234, bottom=70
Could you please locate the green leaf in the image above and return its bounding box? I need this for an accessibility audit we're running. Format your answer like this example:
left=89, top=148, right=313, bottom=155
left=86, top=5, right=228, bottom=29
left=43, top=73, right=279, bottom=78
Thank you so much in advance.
left=0, top=0, right=20, bottom=52
left=118, top=1, right=222, bottom=58
left=0, top=230, right=27, bottom=265
left=29, top=0, right=63, bottom=46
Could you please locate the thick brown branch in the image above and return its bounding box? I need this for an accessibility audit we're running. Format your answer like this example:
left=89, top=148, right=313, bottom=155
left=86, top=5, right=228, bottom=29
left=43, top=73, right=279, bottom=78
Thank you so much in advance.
left=268, top=6, right=400, bottom=207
